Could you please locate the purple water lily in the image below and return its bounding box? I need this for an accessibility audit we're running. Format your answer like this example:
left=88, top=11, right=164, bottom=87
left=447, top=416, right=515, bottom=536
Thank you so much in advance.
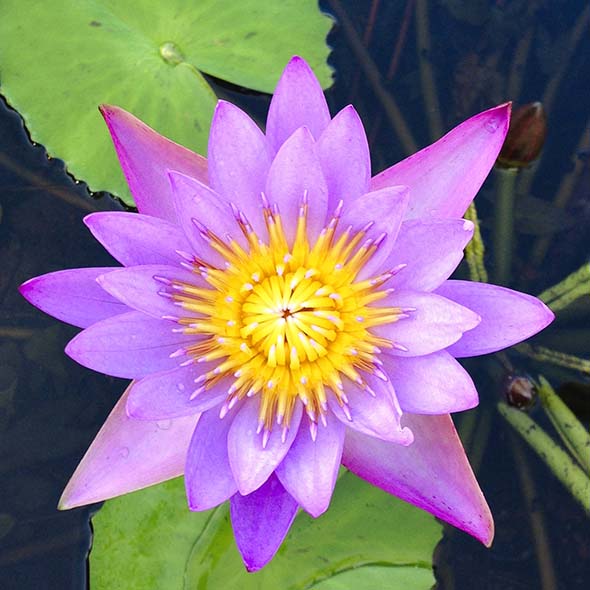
left=20, top=56, right=553, bottom=571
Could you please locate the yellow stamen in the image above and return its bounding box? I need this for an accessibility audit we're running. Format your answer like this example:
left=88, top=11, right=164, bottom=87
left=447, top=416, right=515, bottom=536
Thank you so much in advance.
left=172, top=199, right=406, bottom=430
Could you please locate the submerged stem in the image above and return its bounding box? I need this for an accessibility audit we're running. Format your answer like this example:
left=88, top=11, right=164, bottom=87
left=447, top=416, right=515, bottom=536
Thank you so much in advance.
left=498, top=402, right=590, bottom=515
left=516, top=344, right=590, bottom=376
left=493, top=167, right=518, bottom=285
left=537, top=263, right=590, bottom=312
left=415, top=0, right=443, bottom=142
left=509, top=434, right=558, bottom=590
left=537, top=376, right=590, bottom=476
left=463, top=202, right=488, bottom=283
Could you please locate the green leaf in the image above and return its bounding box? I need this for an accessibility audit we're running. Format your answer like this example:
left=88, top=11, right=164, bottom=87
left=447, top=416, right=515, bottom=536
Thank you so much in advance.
left=0, top=0, right=333, bottom=206
left=91, top=471, right=440, bottom=590
left=309, top=565, right=435, bottom=589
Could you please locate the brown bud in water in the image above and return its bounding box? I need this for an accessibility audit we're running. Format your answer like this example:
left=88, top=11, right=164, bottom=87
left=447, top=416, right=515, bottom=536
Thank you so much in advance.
left=497, top=102, right=546, bottom=169
left=504, top=374, right=537, bottom=410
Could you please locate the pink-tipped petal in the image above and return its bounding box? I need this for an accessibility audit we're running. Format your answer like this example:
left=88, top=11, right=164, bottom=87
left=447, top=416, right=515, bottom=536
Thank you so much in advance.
left=168, top=170, right=246, bottom=261
left=207, top=101, right=272, bottom=236
left=389, top=219, right=474, bottom=292
left=436, top=280, right=554, bottom=357
left=126, top=366, right=229, bottom=420
left=371, top=103, right=511, bottom=219
left=265, top=126, right=329, bottom=244
left=230, top=474, right=299, bottom=572
left=65, top=311, right=194, bottom=379
left=185, top=408, right=237, bottom=511
left=19, top=268, right=126, bottom=328
left=266, top=56, right=331, bottom=153
left=330, top=377, right=414, bottom=444
left=100, top=105, right=207, bottom=223
left=339, top=185, right=410, bottom=279
left=97, top=265, right=202, bottom=319
left=58, top=384, right=198, bottom=509
left=381, top=351, right=478, bottom=414
left=228, top=397, right=303, bottom=495
left=84, top=212, right=192, bottom=267
left=342, top=413, right=494, bottom=546
left=374, top=290, right=481, bottom=356
left=276, top=416, right=344, bottom=517
left=317, top=105, right=371, bottom=210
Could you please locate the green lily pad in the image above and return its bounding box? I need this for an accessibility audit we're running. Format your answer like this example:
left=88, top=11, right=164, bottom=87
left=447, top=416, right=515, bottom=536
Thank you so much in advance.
left=91, top=471, right=440, bottom=589
left=309, top=565, right=436, bottom=589
left=0, top=0, right=333, bottom=206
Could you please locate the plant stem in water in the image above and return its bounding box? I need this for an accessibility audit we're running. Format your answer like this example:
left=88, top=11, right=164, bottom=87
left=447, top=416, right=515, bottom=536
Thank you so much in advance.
left=498, top=402, right=590, bottom=515
left=464, top=202, right=488, bottom=283
left=493, top=167, right=518, bottom=285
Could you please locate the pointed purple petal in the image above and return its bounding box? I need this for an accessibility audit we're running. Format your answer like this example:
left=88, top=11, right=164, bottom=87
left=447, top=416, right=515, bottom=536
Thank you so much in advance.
left=65, top=311, right=194, bottom=379
left=167, top=170, right=245, bottom=262
left=230, top=474, right=299, bottom=572
left=126, top=366, right=229, bottom=420
left=339, top=185, right=409, bottom=279
left=97, top=264, right=202, bottom=320
left=228, top=397, right=303, bottom=495
left=371, top=104, right=511, bottom=219
left=265, top=126, right=329, bottom=244
left=374, top=290, right=481, bottom=356
left=84, top=212, right=192, bottom=267
left=185, top=408, right=237, bottom=511
left=58, top=385, right=198, bottom=509
left=19, top=267, right=126, bottom=328
left=207, top=101, right=272, bottom=236
left=276, top=416, right=344, bottom=517
left=329, top=377, right=414, bottom=444
left=100, top=105, right=207, bottom=223
left=389, top=219, right=474, bottom=291
left=317, top=105, right=371, bottom=210
left=342, top=413, right=494, bottom=546
left=381, top=351, right=478, bottom=414
left=436, top=280, right=554, bottom=357
left=266, top=56, right=331, bottom=153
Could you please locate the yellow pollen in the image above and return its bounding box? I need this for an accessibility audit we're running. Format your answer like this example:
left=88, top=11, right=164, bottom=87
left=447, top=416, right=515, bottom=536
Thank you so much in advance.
left=173, top=200, right=405, bottom=430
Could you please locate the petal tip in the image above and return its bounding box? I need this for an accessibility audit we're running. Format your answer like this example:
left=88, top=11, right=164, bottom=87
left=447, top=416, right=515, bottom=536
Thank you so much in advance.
left=306, top=507, right=326, bottom=519
left=284, top=54, right=311, bottom=73
left=98, top=103, right=113, bottom=118
left=541, top=302, right=556, bottom=327
left=245, top=561, right=264, bottom=573
left=212, top=99, right=237, bottom=121
left=476, top=512, right=495, bottom=547
left=57, top=491, right=75, bottom=511
left=478, top=103, right=512, bottom=138
left=63, top=337, right=78, bottom=359
left=98, top=104, right=128, bottom=124
left=17, top=277, right=34, bottom=301
left=82, top=211, right=102, bottom=230
left=57, top=481, right=84, bottom=511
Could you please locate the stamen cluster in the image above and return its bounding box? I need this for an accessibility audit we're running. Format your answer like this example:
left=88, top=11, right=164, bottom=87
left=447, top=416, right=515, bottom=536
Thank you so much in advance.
left=160, top=195, right=408, bottom=442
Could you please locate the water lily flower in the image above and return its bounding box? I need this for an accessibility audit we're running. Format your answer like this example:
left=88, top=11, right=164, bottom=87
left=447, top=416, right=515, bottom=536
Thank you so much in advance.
left=20, top=56, right=553, bottom=571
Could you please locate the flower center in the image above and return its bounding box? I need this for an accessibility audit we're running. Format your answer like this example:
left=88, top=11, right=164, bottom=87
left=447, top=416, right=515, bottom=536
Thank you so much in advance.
left=169, top=196, right=406, bottom=437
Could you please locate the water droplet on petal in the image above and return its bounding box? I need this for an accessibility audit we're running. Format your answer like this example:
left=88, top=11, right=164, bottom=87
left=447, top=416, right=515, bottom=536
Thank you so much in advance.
left=157, top=420, right=172, bottom=430
left=176, top=383, right=185, bottom=392
left=484, top=119, right=500, bottom=133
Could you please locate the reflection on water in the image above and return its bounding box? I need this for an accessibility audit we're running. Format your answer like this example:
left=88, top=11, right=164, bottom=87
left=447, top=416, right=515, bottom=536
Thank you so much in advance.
left=1, top=0, right=589, bottom=588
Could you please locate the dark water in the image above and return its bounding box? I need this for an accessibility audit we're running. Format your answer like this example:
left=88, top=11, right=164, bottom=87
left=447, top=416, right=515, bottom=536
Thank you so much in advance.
left=1, top=1, right=589, bottom=588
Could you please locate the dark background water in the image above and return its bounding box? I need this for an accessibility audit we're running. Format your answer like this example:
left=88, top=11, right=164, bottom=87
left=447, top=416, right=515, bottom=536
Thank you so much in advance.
left=1, top=0, right=589, bottom=588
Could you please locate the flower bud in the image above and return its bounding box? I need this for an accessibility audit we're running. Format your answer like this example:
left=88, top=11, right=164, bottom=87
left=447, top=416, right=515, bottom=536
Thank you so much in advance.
left=497, top=102, right=546, bottom=169
left=504, top=373, right=537, bottom=410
